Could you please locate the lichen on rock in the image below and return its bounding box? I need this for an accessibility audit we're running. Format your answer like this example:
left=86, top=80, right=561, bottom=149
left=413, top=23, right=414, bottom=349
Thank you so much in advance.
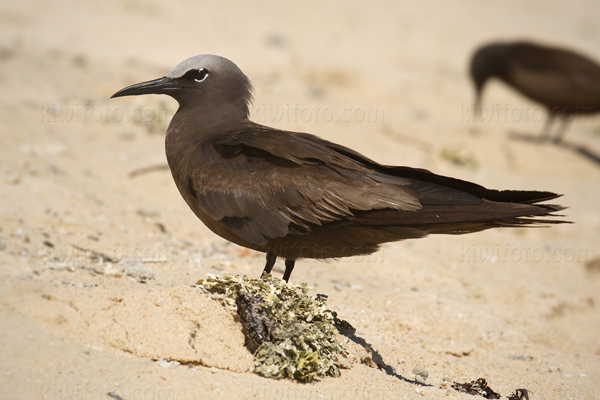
left=196, top=273, right=351, bottom=382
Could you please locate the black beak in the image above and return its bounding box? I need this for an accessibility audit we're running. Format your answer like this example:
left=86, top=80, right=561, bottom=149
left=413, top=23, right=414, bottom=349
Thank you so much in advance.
left=111, top=76, right=179, bottom=98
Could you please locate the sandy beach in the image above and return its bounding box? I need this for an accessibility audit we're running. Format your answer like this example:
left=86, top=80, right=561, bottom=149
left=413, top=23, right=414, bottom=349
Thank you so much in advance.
left=1, top=1, right=599, bottom=399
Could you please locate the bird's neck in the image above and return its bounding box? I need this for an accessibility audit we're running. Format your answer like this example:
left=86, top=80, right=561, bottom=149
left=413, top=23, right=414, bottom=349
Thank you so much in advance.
left=164, top=105, right=248, bottom=173
left=168, top=102, right=247, bottom=137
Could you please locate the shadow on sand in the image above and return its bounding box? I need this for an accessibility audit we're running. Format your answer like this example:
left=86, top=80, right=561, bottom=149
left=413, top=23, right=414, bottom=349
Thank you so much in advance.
left=334, top=318, right=428, bottom=387
left=508, top=131, right=600, bottom=167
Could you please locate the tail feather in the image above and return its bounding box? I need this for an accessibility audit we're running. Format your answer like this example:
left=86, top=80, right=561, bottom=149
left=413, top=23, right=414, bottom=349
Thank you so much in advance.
left=353, top=201, right=568, bottom=229
left=384, top=165, right=563, bottom=204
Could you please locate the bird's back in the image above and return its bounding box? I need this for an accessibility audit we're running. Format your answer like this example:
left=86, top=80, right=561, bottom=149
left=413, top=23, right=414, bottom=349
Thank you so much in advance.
left=502, top=42, right=600, bottom=111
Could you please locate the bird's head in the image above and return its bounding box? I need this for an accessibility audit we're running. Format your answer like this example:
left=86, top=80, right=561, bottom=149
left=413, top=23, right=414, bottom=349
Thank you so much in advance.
left=470, top=43, right=508, bottom=116
left=111, top=55, right=253, bottom=118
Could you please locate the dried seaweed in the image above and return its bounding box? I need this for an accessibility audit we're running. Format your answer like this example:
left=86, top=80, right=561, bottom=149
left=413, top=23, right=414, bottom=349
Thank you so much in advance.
left=508, top=389, right=529, bottom=400
left=451, top=378, right=501, bottom=399
left=197, top=273, right=350, bottom=382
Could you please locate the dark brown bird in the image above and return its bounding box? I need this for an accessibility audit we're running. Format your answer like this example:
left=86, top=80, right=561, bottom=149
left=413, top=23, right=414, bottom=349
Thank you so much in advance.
left=470, top=41, right=600, bottom=142
left=112, top=55, right=566, bottom=282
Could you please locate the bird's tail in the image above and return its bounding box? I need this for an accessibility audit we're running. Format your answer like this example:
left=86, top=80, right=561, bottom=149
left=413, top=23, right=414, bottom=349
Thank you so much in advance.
left=353, top=201, right=568, bottom=234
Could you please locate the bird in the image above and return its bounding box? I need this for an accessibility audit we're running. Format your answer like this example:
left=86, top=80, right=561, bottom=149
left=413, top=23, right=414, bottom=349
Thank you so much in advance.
left=112, top=55, right=567, bottom=282
left=470, top=41, right=600, bottom=142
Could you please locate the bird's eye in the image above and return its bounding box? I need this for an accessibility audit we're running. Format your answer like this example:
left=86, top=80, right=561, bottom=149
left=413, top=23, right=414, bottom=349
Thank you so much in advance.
left=188, top=68, right=209, bottom=83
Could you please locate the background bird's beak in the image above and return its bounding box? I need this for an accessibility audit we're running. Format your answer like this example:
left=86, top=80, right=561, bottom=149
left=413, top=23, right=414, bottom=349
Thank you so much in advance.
left=111, top=76, right=179, bottom=98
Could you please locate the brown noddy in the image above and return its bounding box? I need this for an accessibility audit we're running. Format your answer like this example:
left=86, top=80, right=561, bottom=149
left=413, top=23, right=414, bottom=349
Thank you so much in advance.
left=112, top=55, right=567, bottom=282
left=470, top=41, right=600, bottom=142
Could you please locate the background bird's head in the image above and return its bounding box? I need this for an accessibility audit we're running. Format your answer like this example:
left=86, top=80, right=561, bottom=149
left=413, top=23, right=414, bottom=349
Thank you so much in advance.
left=470, top=43, right=508, bottom=116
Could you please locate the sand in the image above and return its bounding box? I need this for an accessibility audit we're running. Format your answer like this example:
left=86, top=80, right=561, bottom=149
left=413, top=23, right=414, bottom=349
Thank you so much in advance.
left=1, top=0, right=599, bottom=399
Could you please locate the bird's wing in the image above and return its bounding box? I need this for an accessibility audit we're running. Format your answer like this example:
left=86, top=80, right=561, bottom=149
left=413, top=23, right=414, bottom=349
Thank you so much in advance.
left=187, top=125, right=563, bottom=247
left=189, top=126, right=432, bottom=246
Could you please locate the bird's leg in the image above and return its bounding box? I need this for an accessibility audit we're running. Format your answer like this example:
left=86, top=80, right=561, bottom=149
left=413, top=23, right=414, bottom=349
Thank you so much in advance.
left=552, top=119, right=570, bottom=143
left=261, top=252, right=277, bottom=277
left=282, top=259, right=296, bottom=283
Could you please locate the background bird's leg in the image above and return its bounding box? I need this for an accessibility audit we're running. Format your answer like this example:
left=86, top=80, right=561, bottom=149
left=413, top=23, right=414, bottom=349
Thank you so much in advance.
left=473, top=92, right=482, bottom=121
left=540, top=114, right=554, bottom=141
left=261, top=252, right=277, bottom=277
left=552, top=118, right=570, bottom=143
left=282, top=259, right=296, bottom=282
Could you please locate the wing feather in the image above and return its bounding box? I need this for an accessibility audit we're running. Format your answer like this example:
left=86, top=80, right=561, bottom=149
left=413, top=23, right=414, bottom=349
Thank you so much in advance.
left=190, top=127, right=423, bottom=246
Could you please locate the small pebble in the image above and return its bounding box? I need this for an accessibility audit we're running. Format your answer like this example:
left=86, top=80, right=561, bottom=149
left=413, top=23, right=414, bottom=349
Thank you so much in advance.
left=413, top=365, right=428, bottom=384
left=103, top=263, right=124, bottom=278
left=137, top=208, right=160, bottom=218
left=15, top=228, right=27, bottom=239
left=157, top=359, right=180, bottom=368
left=123, top=262, right=155, bottom=280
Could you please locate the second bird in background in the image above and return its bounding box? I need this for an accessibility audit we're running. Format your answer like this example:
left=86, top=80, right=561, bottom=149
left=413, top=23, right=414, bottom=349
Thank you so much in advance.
left=470, top=41, right=600, bottom=142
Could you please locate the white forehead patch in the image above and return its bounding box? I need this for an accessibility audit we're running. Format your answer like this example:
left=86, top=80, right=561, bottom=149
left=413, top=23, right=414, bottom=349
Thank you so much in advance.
left=165, top=54, right=242, bottom=79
